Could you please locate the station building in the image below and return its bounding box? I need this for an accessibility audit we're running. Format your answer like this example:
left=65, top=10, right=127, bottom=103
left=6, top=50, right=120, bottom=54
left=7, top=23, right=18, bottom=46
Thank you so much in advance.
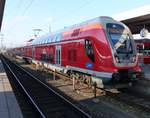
left=113, top=4, right=150, bottom=39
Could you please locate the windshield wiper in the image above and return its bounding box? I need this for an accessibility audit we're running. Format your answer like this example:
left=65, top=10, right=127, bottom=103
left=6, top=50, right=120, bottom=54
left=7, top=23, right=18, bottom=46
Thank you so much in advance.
left=114, top=38, right=126, bottom=50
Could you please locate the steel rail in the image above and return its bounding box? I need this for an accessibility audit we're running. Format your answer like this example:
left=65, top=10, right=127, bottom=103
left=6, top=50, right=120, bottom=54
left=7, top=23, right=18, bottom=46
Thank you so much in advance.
left=14, top=59, right=92, bottom=118
left=3, top=56, right=92, bottom=118
left=2, top=58, right=46, bottom=118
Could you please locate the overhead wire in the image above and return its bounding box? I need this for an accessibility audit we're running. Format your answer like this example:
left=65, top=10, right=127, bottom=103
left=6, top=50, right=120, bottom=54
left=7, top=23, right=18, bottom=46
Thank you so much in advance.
left=11, top=0, right=24, bottom=19
left=2, top=0, right=22, bottom=30
left=1, top=0, right=24, bottom=46
left=42, top=0, right=95, bottom=32
left=6, top=0, right=95, bottom=44
left=8, top=0, right=93, bottom=34
left=21, top=0, right=35, bottom=16
left=6, top=0, right=35, bottom=34
left=54, top=0, right=94, bottom=22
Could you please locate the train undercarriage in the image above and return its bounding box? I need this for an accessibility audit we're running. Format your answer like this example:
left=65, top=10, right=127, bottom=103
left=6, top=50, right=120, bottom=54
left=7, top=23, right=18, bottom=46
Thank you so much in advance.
left=21, top=56, right=143, bottom=89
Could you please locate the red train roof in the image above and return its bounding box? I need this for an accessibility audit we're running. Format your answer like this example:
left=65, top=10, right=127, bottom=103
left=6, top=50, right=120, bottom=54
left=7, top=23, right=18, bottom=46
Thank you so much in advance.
left=31, top=16, right=122, bottom=46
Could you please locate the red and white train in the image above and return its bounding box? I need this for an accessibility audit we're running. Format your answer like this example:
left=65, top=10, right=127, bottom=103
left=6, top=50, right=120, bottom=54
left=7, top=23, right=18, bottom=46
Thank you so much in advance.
left=12, top=16, right=142, bottom=88
left=135, top=38, right=150, bottom=64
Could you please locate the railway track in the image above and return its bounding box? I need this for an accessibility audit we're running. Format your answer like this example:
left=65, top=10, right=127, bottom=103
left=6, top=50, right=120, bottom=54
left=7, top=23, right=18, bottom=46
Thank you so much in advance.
left=1, top=56, right=91, bottom=118
left=15, top=56, right=150, bottom=114
left=21, top=61, right=150, bottom=114
left=43, top=63, right=150, bottom=113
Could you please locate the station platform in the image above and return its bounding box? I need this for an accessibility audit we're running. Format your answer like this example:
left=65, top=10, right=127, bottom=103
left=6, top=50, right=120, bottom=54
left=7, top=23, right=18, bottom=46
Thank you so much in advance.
left=0, top=60, right=23, bottom=118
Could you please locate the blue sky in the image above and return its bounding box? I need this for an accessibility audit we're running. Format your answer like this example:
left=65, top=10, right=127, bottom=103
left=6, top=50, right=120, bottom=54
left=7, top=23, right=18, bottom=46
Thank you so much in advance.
left=1, top=0, right=150, bottom=47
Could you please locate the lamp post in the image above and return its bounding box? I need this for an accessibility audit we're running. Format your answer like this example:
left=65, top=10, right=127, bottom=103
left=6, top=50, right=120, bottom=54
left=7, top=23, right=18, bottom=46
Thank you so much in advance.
left=33, top=29, right=42, bottom=38
left=139, top=26, right=149, bottom=66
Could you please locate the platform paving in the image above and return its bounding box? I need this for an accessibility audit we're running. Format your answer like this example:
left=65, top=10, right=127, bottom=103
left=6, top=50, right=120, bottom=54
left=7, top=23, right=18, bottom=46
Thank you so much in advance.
left=0, top=60, right=23, bottom=118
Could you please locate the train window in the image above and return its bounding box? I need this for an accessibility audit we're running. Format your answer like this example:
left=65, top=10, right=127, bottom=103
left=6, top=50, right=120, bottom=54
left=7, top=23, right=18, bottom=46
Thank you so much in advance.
left=46, top=38, right=50, bottom=43
left=41, top=54, right=46, bottom=61
left=85, top=40, right=95, bottom=62
left=40, top=38, right=44, bottom=44
left=47, top=38, right=51, bottom=43
left=40, top=53, right=50, bottom=62
left=48, top=54, right=54, bottom=63
left=40, top=39, right=43, bottom=44
left=53, top=33, right=62, bottom=42
left=107, top=23, right=134, bottom=54
left=43, top=38, right=46, bottom=44
left=53, top=35, right=57, bottom=42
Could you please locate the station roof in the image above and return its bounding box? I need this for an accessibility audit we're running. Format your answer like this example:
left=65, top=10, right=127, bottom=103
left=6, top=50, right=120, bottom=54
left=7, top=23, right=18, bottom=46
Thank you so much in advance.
left=0, top=0, right=5, bottom=31
left=113, top=5, right=150, bottom=34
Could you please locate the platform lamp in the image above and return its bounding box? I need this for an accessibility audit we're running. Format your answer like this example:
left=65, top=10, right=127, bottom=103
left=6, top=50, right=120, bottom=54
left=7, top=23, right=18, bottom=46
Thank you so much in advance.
left=140, top=25, right=149, bottom=38
left=140, top=25, right=149, bottom=66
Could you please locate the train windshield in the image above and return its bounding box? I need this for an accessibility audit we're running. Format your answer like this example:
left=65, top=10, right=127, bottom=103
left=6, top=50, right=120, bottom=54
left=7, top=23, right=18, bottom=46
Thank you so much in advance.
left=107, top=23, right=133, bottom=54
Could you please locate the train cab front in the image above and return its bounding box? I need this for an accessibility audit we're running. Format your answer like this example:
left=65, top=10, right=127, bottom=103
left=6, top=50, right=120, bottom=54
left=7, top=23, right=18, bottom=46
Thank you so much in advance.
left=105, top=22, right=142, bottom=87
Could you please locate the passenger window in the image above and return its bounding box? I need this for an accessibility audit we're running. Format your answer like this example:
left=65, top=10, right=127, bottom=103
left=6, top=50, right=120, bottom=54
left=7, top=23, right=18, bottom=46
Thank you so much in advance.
left=40, top=53, right=54, bottom=62
left=85, top=40, right=95, bottom=62
left=41, top=54, right=46, bottom=61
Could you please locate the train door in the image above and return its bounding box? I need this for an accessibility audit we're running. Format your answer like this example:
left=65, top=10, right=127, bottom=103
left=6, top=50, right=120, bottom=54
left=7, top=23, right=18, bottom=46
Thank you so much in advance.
left=55, top=45, right=61, bottom=66
left=32, top=47, right=35, bottom=59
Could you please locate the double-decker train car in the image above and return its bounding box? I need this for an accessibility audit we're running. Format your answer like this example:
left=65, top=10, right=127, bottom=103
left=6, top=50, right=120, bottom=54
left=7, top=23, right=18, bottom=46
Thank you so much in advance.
left=13, top=16, right=141, bottom=88
left=143, top=40, right=150, bottom=64
left=135, top=39, right=150, bottom=64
